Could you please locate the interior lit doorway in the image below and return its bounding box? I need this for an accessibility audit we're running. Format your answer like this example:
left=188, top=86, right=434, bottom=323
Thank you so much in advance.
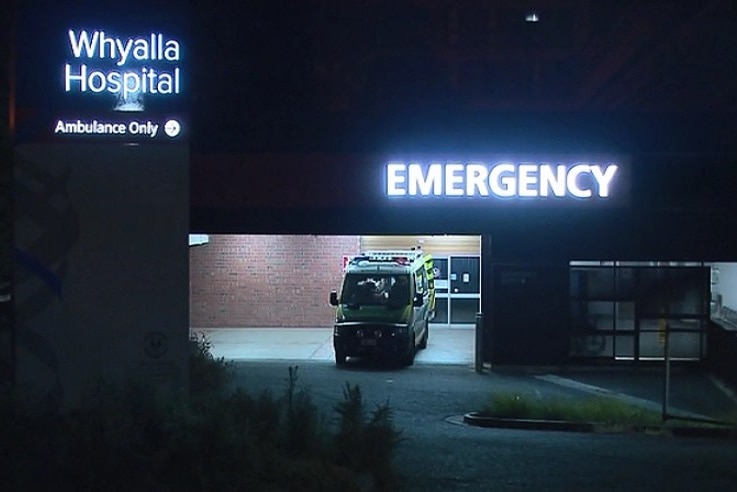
left=359, top=235, right=482, bottom=328
left=189, top=234, right=480, bottom=364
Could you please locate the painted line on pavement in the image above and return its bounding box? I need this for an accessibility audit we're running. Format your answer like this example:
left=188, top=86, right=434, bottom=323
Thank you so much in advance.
left=708, top=375, right=737, bottom=407
left=535, top=374, right=712, bottom=420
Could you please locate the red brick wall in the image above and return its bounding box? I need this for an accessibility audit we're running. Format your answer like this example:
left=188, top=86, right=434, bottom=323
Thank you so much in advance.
left=189, top=235, right=360, bottom=328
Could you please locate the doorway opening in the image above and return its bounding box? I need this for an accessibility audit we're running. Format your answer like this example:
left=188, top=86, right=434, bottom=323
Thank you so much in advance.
left=359, top=235, right=481, bottom=328
left=189, top=234, right=481, bottom=365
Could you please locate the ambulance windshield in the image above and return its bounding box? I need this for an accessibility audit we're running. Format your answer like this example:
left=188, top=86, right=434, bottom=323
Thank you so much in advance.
left=341, top=273, right=411, bottom=306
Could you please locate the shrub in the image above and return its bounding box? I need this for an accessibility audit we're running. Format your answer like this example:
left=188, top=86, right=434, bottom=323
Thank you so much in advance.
left=284, top=365, right=326, bottom=458
left=1, top=343, right=402, bottom=490
left=189, top=331, right=233, bottom=397
left=334, top=382, right=404, bottom=489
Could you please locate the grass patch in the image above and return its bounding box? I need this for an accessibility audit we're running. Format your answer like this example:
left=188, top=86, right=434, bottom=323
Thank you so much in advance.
left=481, top=392, right=662, bottom=427
left=481, top=392, right=737, bottom=431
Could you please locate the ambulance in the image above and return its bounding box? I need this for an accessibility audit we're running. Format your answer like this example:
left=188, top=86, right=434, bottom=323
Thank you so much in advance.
left=329, top=249, right=435, bottom=365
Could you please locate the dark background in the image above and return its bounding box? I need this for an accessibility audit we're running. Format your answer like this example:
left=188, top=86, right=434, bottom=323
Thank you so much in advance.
left=181, top=0, right=737, bottom=242
left=187, top=0, right=737, bottom=154
left=8, top=1, right=737, bottom=153
left=5, top=1, right=737, bottom=248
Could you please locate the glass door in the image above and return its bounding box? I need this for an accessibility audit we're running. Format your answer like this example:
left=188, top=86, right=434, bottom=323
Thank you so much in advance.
left=431, top=257, right=449, bottom=324
left=449, top=256, right=480, bottom=324
left=431, top=256, right=480, bottom=326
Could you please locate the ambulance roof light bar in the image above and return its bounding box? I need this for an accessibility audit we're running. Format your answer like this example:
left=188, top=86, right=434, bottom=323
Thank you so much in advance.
left=360, top=247, right=425, bottom=261
left=350, top=253, right=418, bottom=266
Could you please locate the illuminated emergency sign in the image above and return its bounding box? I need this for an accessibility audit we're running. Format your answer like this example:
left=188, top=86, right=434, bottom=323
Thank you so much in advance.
left=386, top=161, right=620, bottom=199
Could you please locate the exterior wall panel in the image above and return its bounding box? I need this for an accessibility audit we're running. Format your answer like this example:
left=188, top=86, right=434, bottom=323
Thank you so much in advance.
left=190, top=235, right=360, bottom=328
left=360, top=235, right=481, bottom=256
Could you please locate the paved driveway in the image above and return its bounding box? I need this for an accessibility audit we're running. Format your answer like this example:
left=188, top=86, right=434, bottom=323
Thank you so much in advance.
left=198, top=325, right=737, bottom=421
left=196, top=324, right=475, bottom=365
left=231, top=361, right=737, bottom=492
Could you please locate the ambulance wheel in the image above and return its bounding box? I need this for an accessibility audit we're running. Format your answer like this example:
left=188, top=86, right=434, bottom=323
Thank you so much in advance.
left=404, top=337, right=416, bottom=366
left=335, top=350, right=347, bottom=366
left=419, top=322, right=428, bottom=349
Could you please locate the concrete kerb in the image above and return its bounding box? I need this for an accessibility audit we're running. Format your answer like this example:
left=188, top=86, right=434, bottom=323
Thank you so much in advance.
left=457, top=412, right=737, bottom=439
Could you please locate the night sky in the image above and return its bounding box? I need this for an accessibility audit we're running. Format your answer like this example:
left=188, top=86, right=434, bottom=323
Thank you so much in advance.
left=9, top=0, right=737, bottom=154
left=184, top=0, right=737, bottom=154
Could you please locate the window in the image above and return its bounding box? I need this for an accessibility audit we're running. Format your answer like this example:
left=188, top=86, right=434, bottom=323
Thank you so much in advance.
left=341, top=273, right=410, bottom=306
left=415, top=268, right=427, bottom=295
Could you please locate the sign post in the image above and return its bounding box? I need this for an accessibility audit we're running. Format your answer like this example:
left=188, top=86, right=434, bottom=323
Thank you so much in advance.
left=662, top=321, right=671, bottom=423
left=13, top=0, right=190, bottom=410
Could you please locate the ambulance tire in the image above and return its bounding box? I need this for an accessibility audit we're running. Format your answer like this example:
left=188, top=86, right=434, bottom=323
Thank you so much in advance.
left=404, top=337, right=416, bottom=366
left=335, top=350, right=347, bottom=366
left=419, top=321, right=428, bottom=349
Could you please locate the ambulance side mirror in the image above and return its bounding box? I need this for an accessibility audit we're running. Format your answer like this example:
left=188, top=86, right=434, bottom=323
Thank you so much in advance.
left=329, top=291, right=339, bottom=306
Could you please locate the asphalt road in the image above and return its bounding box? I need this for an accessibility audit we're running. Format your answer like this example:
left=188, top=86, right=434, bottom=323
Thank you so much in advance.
left=230, top=360, right=737, bottom=491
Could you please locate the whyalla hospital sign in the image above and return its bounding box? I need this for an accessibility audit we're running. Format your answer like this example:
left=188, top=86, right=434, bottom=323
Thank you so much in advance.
left=64, top=30, right=181, bottom=105
left=14, top=0, right=190, bottom=144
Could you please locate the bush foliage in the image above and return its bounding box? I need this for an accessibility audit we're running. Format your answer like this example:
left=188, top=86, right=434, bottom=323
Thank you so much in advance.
left=1, top=334, right=402, bottom=491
